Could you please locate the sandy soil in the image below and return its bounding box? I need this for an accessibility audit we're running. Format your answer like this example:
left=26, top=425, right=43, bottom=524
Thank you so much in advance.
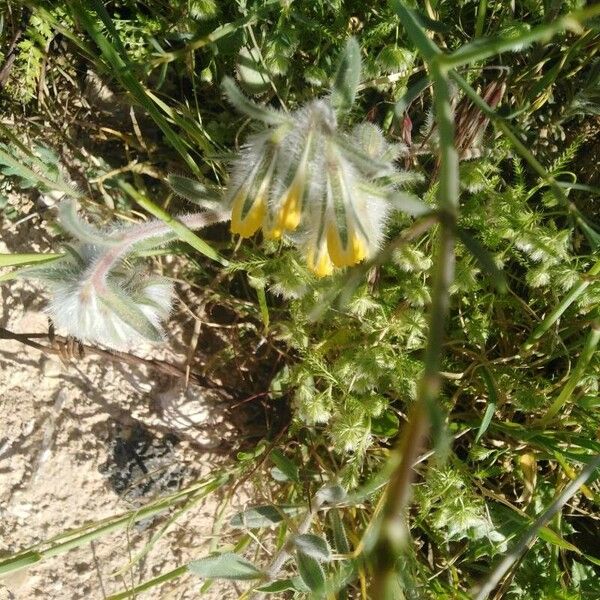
left=0, top=218, right=254, bottom=599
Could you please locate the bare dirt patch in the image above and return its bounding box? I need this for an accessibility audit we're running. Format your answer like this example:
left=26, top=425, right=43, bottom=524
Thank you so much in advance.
left=0, top=242, right=248, bottom=599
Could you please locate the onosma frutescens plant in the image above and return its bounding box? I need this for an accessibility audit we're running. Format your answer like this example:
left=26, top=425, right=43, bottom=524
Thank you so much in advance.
left=21, top=39, right=420, bottom=349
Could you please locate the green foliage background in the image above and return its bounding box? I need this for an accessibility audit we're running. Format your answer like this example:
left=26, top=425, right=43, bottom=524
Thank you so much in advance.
left=0, top=0, right=599, bottom=598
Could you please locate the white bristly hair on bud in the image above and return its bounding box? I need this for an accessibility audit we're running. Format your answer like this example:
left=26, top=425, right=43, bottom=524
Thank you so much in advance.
left=24, top=204, right=230, bottom=349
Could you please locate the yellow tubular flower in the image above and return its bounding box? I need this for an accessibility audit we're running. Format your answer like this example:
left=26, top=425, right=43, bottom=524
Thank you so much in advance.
left=326, top=222, right=367, bottom=268
left=230, top=189, right=267, bottom=238
left=306, top=245, right=334, bottom=277
left=277, top=179, right=303, bottom=230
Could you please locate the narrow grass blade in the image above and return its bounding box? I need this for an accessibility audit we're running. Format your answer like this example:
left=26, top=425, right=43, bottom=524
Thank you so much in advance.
left=117, top=181, right=227, bottom=265
left=475, top=365, right=498, bottom=442
left=537, top=323, right=600, bottom=425
left=0, top=473, right=229, bottom=577
left=70, top=0, right=201, bottom=176
left=394, top=75, right=430, bottom=115
left=106, top=565, right=188, bottom=600
left=389, top=1, right=441, bottom=62
left=523, top=258, right=600, bottom=350
left=473, top=454, right=600, bottom=600
left=0, top=253, right=64, bottom=269
left=442, top=5, right=600, bottom=69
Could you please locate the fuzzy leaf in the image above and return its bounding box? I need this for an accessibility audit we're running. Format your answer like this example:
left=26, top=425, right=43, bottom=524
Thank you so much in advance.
left=167, top=174, right=221, bottom=207
left=270, top=449, right=300, bottom=483
left=188, top=553, right=263, bottom=580
left=295, top=550, right=326, bottom=591
left=236, top=45, right=271, bottom=94
left=293, top=534, right=331, bottom=562
left=59, top=201, right=120, bottom=246
left=222, top=76, right=287, bottom=125
left=389, top=191, right=431, bottom=216
left=100, top=285, right=164, bottom=343
left=331, top=37, right=361, bottom=113
left=329, top=509, right=351, bottom=554
left=256, top=578, right=309, bottom=593
left=229, top=505, right=301, bottom=528
left=316, top=483, right=346, bottom=505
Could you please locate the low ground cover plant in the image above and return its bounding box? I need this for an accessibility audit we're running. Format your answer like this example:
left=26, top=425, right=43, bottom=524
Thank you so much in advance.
left=0, top=1, right=599, bottom=598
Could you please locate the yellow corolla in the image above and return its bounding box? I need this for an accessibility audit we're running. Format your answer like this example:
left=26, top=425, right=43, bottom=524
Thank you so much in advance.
left=306, top=244, right=334, bottom=278
left=264, top=180, right=303, bottom=240
left=326, top=222, right=367, bottom=268
left=230, top=189, right=267, bottom=238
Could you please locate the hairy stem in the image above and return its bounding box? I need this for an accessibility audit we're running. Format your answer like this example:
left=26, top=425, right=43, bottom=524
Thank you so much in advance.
left=83, top=210, right=230, bottom=294
left=370, top=55, right=459, bottom=597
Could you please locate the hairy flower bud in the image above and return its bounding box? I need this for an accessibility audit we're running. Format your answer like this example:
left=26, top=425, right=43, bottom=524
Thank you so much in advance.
left=23, top=202, right=229, bottom=349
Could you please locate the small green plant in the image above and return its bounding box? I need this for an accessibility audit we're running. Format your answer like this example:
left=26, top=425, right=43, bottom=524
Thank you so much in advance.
left=1, top=1, right=599, bottom=599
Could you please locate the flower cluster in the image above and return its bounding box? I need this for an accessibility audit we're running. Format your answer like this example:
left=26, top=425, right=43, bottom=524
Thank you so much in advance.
left=23, top=38, right=414, bottom=349
left=24, top=202, right=229, bottom=348
left=41, top=247, right=174, bottom=348
left=227, top=98, right=401, bottom=277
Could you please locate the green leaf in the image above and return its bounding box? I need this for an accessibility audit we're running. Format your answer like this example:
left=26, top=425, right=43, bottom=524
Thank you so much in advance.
left=236, top=45, right=271, bottom=94
left=256, top=578, right=309, bottom=593
left=100, top=285, right=164, bottom=343
left=229, top=505, right=301, bottom=529
left=0, top=253, right=63, bottom=269
left=58, top=201, right=120, bottom=246
left=475, top=366, right=498, bottom=443
left=441, top=5, right=600, bottom=69
left=329, top=509, right=351, bottom=554
left=316, top=483, right=346, bottom=505
left=117, top=180, right=227, bottom=265
left=394, top=75, right=430, bottom=115
left=0, top=551, right=42, bottom=575
left=293, top=534, right=331, bottom=562
left=389, top=1, right=441, bottom=63
left=0, top=145, right=79, bottom=199
left=539, top=527, right=581, bottom=553
left=255, top=283, right=270, bottom=331
left=389, top=191, right=432, bottom=217
left=270, top=449, right=300, bottom=483
left=188, top=553, right=263, bottom=580
left=222, top=76, right=287, bottom=125
left=167, top=174, right=221, bottom=206
left=295, top=550, right=326, bottom=592
left=331, top=37, right=361, bottom=114
left=371, top=410, right=400, bottom=438
left=457, top=228, right=507, bottom=294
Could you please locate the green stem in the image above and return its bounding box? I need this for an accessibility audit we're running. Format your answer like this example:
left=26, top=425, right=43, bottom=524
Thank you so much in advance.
left=117, top=180, right=229, bottom=265
left=523, top=258, right=600, bottom=350
left=537, top=322, right=600, bottom=425
left=473, top=454, right=600, bottom=600
left=475, top=0, right=488, bottom=38
left=370, top=7, right=459, bottom=596
left=106, top=565, right=188, bottom=600
left=0, top=474, right=229, bottom=576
